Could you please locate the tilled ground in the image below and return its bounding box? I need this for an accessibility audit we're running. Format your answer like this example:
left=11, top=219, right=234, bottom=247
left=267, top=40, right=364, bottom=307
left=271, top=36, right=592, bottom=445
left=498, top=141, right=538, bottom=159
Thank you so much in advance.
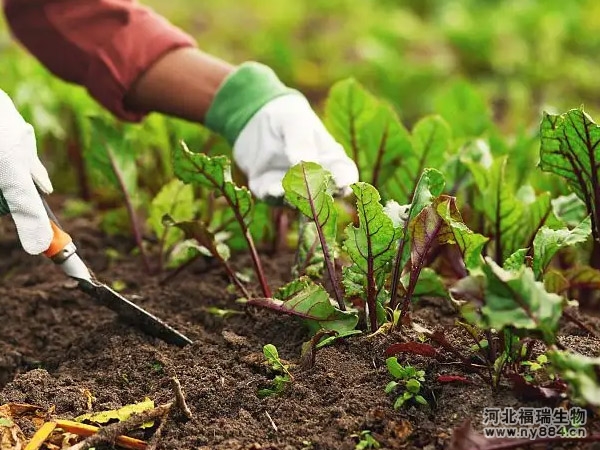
left=0, top=210, right=599, bottom=449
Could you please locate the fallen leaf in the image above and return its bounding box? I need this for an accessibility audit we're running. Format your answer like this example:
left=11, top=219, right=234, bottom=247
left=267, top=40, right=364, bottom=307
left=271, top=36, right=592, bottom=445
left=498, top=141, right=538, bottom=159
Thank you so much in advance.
left=75, top=398, right=154, bottom=429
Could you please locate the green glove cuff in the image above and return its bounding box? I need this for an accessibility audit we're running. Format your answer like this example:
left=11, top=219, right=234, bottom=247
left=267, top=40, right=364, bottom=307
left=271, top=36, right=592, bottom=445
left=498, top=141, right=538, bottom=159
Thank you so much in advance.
left=205, top=62, right=300, bottom=145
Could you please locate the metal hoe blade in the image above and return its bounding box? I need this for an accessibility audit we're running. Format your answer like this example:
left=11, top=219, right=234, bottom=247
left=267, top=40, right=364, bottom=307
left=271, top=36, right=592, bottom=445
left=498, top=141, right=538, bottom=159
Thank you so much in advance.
left=78, top=279, right=193, bottom=347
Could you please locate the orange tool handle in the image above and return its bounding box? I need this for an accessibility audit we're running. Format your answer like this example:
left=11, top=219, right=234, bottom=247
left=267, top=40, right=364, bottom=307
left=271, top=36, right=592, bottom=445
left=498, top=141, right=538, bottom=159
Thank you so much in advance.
left=43, top=220, right=73, bottom=258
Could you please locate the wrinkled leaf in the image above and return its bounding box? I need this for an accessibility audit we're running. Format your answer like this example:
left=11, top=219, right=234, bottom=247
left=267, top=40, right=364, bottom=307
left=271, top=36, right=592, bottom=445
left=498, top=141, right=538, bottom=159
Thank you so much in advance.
left=480, top=259, right=564, bottom=343
left=548, top=350, right=600, bottom=406
left=248, top=278, right=357, bottom=333
left=437, top=197, right=488, bottom=270
left=503, top=248, right=528, bottom=271
left=533, top=217, right=592, bottom=278
left=283, top=162, right=344, bottom=307
left=173, top=142, right=253, bottom=226
left=147, top=179, right=195, bottom=250
left=344, top=182, right=401, bottom=329
left=75, top=398, right=154, bottom=429
left=324, top=78, right=412, bottom=191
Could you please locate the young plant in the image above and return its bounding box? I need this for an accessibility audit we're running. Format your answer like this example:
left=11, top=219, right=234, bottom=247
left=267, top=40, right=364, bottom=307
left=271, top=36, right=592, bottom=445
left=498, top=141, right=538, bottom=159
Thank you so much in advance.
left=173, top=141, right=271, bottom=297
left=86, top=116, right=151, bottom=272
left=352, top=430, right=381, bottom=450
left=384, top=357, right=428, bottom=409
left=258, top=344, right=293, bottom=398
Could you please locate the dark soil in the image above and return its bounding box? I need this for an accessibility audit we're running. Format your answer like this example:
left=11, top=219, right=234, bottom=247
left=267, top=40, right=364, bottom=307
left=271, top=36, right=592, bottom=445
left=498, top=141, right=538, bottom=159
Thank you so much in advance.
left=0, top=207, right=599, bottom=449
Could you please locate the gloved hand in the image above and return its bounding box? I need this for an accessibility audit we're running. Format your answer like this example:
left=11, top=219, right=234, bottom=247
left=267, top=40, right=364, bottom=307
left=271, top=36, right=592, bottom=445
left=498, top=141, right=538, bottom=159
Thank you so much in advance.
left=205, top=62, right=359, bottom=200
left=0, top=89, right=54, bottom=255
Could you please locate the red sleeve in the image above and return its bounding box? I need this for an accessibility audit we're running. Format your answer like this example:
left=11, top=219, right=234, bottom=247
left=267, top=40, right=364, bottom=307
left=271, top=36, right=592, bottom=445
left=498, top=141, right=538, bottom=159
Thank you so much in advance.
left=3, top=0, right=197, bottom=121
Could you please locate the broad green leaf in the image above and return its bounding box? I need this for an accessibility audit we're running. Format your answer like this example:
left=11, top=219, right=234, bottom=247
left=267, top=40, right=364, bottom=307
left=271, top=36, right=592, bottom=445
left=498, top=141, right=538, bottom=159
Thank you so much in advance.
left=86, top=116, right=139, bottom=203
left=283, top=162, right=344, bottom=306
left=147, top=179, right=195, bottom=250
left=406, top=379, right=421, bottom=394
left=400, top=268, right=448, bottom=299
left=76, top=398, right=155, bottom=429
left=173, top=142, right=253, bottom=226
left=262, top=344, right=281, bottom=369
left=540, top=108, right=600, bottom=242
left=548, top=351, right=600, bottom=406
left=434, top=80, right=491, bottom=139
left=564, top=265, right=600, bottom=290
left=503, top=248, right=528, bottom=271
left=481, top=258, right=564, bottom=343
left=324, top=78, right=412, bottom=190
left=384, top=116, right=451, bottom=204
left=467, top=156, right=557, bottom=262
left=385, top=357, right=405, bottom=379
left=552, top=194, right=587, bottom=227
left=293, top=220, right=325, bottom=279
left=543, top=269, right=570, bottom=294
left=248, top=278, right=358, bottom=333
left=437, top=196, right=488, bottom=270
left=162, top=215, right=230, bottom=261
left=389, top=169, right=445, bottom=307
left=533, top=217, right=592, bottom=278
left=343, top=182, right=401, bottom=327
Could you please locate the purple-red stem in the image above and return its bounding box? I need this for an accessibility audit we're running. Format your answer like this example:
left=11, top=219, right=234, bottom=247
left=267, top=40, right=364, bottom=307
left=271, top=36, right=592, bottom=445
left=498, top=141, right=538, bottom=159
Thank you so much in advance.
left=106, top=147, right=151, bottom=274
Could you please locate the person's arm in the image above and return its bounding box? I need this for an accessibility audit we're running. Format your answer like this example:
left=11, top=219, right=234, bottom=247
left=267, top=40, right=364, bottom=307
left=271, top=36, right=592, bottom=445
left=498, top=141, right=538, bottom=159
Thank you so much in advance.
left=4, top=0, right=358, bottom=205
left=3, top=0, right=233, bottom=122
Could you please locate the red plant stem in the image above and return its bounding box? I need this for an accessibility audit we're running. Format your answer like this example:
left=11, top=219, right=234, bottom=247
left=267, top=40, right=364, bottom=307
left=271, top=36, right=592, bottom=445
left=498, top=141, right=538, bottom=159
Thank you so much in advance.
left=244, top=229, right=271, bottom=298
left=302, top=165, right=345, bottom=310
left=106, top=147, right=151, bottom=274
left=366, top=263, right=378, bottom=332
left=389, top=236, right=407, bottom=311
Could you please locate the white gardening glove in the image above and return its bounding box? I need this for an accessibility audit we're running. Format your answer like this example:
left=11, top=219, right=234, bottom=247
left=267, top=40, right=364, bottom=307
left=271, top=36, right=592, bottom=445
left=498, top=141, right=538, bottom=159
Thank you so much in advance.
left=205, top=62, right=358, bottom=200
left=0, top=89, right=54, bottom=254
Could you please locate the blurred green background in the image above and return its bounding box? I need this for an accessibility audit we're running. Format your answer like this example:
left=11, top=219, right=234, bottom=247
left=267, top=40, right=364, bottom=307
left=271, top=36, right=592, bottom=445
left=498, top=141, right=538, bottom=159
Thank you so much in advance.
left=1, top=0, right=600, bottom=198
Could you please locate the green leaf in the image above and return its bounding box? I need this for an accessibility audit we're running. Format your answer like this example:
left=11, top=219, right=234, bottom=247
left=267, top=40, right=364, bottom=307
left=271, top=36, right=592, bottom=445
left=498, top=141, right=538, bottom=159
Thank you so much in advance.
left=75, top=398, right=155, bottom=429
left=406, top=378, right=421, bottom=394
left=384, top=116, right=451, bottom=204
left=385, top=357, right=405, bottom=379
left=434, top=80, right=491, bottom=139
left=481, top=258, right=564, bottom=343
left=384, top=381, right=398, bottom=394
left=283, top=162, right=344, bottom=307
left=400, top=267, right=448, bottom=299
left=293, top=219, right=325, bottom=279
left=173, top=142, right=253, bottom=225
left=324, top=78, right=412, bottom=191
left=414, top=395, right=428, bottom=405
left=343, top=182, right=401, bottom=328
left=532, top=217, right=592, bottom=278
left=162, top=215, right=230, bottom=261
left=86, top=116, right=139, bottom=198
left=548, top=350, right=600, bottom=406
left=437, top=196, right=489, bottom=270
left=467, top=156, right=557, bottom=262
left=503, top=248, right=528, bottom=271
left=315, top=330, right=363, bottom=349
left=393, top=396, right=407, bottom=409
left=248, top=279, right=358, bottom=334
left=263, top=344, right=281, bottom=369
left=147, top=179, right=195, bottom=250
left=552, top=194, right=587, bottom=227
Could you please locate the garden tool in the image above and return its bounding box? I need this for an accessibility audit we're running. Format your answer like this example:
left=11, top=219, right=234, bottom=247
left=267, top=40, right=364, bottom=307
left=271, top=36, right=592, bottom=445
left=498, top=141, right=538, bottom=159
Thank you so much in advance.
left=0, top=190, right=193, bottom=347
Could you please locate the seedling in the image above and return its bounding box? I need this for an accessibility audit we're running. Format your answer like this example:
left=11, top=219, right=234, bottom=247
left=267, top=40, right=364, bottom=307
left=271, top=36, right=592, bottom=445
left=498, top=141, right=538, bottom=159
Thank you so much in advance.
left=258, top=344, right=293, bottom=398
left=384, top=357, right=427, bottom=409
left=352, top=430, right=381, bottom=450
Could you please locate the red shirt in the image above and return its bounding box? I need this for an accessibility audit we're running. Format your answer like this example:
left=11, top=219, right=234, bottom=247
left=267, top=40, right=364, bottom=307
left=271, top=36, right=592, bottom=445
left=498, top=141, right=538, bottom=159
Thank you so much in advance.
left=3, top=0, right=196, bottom=121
